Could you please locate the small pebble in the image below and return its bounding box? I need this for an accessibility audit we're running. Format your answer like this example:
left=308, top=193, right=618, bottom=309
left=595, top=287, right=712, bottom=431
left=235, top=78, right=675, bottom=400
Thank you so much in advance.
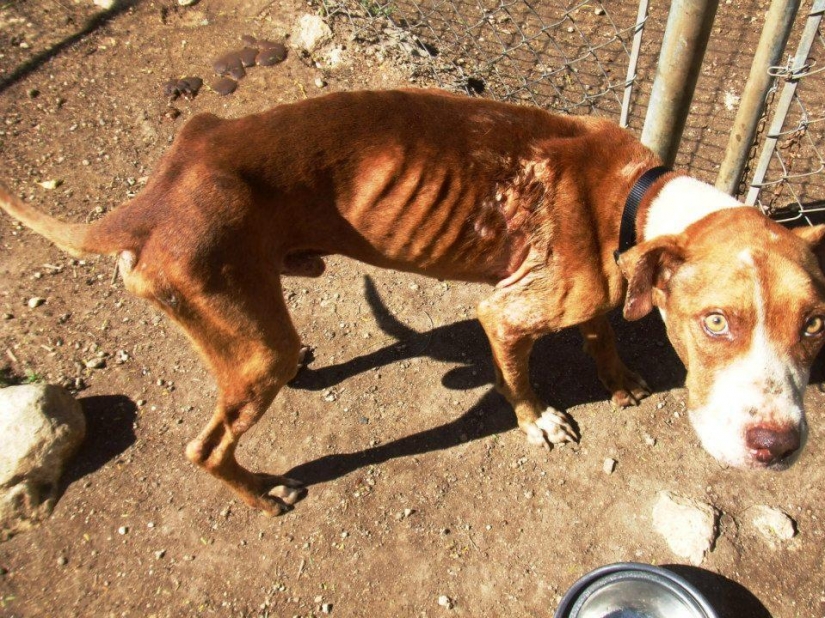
left=85, top=357, right=106, bottom=369
left=27, top=297, right=45, bottom=308
left=154, top=549, right=166, bottom=559
left=438, top=595, right=453, bottom=609
left=212, top=77, right=238, bottom=96
left=117, top=526, right=128, bottom=535
left=178, top=0, right=198, bottom=5
left=321, top=603, right=332, bottom=614
left=603, top=458, right=616, bottom=474
left=315, top=77, right=326, bottom=88
left=39, top=179, right=61, bottom=190
left=57, top=556, right=68, bottom=566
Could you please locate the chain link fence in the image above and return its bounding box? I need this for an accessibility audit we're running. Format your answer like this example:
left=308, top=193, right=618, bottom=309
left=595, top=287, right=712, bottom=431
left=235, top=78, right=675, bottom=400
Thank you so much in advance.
left=320, top=0, right=648, bottom=124
left=743, top=0, right=825, bottom=224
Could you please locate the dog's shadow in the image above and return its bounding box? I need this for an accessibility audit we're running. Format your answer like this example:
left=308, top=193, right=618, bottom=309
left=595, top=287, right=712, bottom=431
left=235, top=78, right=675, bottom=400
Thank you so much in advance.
left=61, top=395, right=137, bottom=489
left=287, top=276, right=688, bottom=486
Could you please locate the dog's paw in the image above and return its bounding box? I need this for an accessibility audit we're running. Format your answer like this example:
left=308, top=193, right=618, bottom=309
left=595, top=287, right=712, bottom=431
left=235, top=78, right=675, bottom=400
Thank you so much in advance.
left=297, top=345, right=313, bottom=368
left=609, top=369, right=651, bottom=408
left=523, top=408, right=579, bottom=449
left=250, top=474, right=306, bottom=516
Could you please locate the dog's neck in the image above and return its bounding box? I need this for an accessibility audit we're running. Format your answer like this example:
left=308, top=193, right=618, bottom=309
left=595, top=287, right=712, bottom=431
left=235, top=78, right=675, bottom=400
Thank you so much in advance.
left=638, top=175, right=742, bottom=243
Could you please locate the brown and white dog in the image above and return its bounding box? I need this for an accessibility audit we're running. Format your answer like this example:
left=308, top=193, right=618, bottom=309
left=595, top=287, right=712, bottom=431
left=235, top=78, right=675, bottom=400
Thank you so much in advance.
left=2, top=89, right=824, bottom=515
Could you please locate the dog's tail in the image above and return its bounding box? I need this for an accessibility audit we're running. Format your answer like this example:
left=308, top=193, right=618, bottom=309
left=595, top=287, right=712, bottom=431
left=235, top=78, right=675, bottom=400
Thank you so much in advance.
left=0, top=183, right=133, bottom=257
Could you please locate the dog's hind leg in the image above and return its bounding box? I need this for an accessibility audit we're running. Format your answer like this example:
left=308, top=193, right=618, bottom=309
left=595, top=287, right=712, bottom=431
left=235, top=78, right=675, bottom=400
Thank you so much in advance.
left=153, top=268, right=305, bottom=515
left=579, top=315, right=650, bottom=407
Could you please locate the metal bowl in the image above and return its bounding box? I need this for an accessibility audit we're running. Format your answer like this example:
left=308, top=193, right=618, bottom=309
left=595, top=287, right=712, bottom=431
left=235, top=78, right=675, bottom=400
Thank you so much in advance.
left=555, top=563, right=718, bottom=618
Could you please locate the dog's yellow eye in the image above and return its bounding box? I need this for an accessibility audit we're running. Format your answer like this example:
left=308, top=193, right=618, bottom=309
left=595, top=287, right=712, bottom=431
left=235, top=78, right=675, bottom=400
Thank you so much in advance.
left=703, top=313, right=728, bottom=335
left=804, top=316, right=825, bottom=337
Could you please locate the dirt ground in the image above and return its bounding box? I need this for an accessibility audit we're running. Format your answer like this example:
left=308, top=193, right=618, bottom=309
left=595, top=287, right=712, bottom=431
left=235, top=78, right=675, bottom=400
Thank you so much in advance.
left=1, top=1, right=824, bottom=617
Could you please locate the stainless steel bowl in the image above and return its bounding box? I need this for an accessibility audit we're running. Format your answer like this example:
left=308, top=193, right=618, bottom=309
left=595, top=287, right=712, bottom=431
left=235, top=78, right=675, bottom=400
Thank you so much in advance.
left=555, top=563, right=718, bottom=618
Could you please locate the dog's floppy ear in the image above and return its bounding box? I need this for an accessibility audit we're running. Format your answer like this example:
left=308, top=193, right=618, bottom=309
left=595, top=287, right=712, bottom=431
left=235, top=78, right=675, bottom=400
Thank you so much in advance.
left=793, top=224, right=825, bottom=273
left=617, top=235, right=685, bottom=321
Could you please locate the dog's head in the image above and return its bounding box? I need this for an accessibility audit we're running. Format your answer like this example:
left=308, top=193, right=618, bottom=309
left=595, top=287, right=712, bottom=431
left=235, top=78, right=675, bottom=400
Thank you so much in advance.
left=619, top=206, right=825, bottom=469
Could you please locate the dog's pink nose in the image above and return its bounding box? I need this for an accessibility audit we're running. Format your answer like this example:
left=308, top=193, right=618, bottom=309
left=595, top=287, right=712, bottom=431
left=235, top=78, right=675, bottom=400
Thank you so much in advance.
left=746, top=425, right=800, bottom=465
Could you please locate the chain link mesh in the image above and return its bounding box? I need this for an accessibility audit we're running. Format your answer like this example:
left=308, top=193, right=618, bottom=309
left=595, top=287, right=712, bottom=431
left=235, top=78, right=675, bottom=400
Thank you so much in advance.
left=320, top=0, right=646, bottom=120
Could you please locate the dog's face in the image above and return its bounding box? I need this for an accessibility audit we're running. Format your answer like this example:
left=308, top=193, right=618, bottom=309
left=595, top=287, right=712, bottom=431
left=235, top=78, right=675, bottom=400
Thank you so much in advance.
left=620, top=207, right=825, bottom=469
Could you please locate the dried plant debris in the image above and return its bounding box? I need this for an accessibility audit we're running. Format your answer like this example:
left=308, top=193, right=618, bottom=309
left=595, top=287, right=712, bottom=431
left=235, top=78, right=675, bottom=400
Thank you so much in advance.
left=163, top=76, right=203, bottom=100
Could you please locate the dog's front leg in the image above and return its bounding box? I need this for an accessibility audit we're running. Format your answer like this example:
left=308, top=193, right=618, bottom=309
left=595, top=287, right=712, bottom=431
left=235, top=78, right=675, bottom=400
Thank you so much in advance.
left=477, top=289, right=579, bottom=448
left=579, top=315, right=651, bottom=407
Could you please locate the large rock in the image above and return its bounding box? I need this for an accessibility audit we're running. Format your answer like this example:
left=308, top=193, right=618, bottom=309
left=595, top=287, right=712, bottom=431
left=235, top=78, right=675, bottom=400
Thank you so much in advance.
left=291, top=14, right=333, bottom=55
left=652, top=491, right=718, bottom=565
left=0, top=384, right=86, bottom=540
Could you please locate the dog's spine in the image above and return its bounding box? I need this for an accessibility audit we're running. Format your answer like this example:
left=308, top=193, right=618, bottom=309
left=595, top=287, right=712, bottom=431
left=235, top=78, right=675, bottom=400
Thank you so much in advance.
left=0, top=183, right=131, bottom=257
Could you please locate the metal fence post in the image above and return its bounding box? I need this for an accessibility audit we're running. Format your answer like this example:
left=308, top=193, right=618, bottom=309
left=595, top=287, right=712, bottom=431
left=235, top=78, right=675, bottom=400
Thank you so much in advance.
left=620, top=0, right=650, bottom=128
left=745, top=0, right=825, bottom=207
left=641, top=0, right=720, bottom=166
left=715, top=0, right=801, bottom=196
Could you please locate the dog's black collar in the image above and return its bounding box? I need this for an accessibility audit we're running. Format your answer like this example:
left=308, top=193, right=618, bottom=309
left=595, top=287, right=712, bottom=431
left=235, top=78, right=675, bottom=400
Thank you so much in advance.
left=613, top=165, right=672, bottom=263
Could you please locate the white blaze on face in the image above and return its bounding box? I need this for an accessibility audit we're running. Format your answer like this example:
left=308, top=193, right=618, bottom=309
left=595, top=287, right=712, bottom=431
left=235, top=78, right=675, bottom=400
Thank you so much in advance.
left=687, top=249, right=808, bottom=468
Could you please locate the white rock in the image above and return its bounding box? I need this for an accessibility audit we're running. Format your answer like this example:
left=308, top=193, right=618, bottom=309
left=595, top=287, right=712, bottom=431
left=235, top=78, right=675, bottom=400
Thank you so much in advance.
left=652, top=491, right=718, bottom=565
left=93, top=0, right=116, bottom=8
left=437, top=595, right=453, bottom=609
left=27, top=297, right=45, bottom=309
left=322, top=45, right=346, bottom=68
left=0, top=385, right=86, bottom=539
left=752, top=505, right=796, bottom=541
left=603, top=458, right=616, bottom=474
left=292, top=14, right=333, bottom=54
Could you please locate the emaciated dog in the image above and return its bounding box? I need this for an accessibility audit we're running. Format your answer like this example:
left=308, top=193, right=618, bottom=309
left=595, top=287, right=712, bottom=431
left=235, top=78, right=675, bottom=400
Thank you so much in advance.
left=3, top=89, right=824, bottom=514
